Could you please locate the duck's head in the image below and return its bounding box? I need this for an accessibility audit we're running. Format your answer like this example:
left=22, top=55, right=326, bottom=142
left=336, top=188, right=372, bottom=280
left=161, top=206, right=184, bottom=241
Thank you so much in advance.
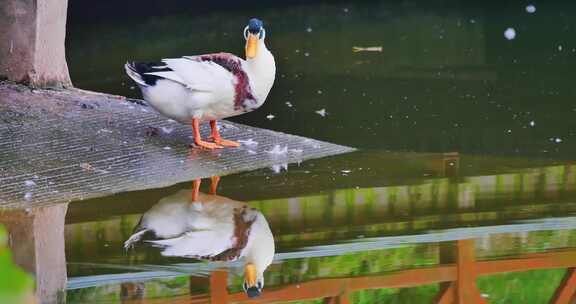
left=244, top=18, right=266, bottom=60
left=242, top=262, right=265, bottom=298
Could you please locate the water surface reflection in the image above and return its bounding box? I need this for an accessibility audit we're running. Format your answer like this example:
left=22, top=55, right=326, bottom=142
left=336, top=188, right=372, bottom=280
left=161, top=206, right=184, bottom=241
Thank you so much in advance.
left=124, top=178, right=274, bottom=299
left=60, top=152, right=576, bottom=303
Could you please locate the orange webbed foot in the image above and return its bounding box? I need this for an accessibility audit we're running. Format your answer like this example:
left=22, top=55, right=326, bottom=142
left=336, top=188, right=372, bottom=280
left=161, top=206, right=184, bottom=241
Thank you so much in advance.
left=195, top=140, right=223, bottom=149
left=214, top=138, right=241, bottom=147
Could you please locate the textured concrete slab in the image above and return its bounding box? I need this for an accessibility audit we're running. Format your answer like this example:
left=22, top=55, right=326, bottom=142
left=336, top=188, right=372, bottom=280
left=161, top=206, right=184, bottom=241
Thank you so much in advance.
left=0, top=83, right=354, bottom=208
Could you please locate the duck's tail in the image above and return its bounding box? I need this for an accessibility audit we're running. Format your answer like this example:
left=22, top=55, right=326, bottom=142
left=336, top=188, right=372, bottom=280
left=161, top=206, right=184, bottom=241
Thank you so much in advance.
left=124, top=62, right=148, bottom=87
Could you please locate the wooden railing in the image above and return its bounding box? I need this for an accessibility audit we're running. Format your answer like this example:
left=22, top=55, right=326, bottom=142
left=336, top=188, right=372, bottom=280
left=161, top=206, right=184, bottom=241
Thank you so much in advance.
left=123, top=240, right=576, bottom=304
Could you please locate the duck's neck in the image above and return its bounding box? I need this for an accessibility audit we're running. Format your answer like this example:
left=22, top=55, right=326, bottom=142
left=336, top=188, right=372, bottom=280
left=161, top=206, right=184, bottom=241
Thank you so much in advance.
left=244, top=41, right=276, bottom=107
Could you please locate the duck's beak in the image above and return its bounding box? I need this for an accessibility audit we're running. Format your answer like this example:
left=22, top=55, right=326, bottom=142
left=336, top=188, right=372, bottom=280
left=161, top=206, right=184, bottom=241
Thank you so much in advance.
left=245, top=263, right=257, bottom=287
left=245, top=33, right=259, bottom=59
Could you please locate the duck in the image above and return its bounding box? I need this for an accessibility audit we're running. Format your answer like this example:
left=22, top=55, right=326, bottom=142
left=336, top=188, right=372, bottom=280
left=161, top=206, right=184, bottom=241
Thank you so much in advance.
left=124, top=177, right=275, bottom=298
left=124, top=18, right=276, bottom=149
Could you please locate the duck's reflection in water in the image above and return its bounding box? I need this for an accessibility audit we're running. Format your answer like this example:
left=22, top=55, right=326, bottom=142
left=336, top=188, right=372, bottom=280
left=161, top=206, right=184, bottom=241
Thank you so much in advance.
left=124, top=177, right=275, bottom=298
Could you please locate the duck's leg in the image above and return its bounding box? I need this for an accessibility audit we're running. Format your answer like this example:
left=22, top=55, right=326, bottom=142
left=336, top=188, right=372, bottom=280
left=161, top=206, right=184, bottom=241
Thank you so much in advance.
left=210, top=120, right=241, bottom=147
left=209, top=176, right=220, bottom=195
left=192, top=179, right=201, bottom=201
left=192, top=119, right=222, bottom=149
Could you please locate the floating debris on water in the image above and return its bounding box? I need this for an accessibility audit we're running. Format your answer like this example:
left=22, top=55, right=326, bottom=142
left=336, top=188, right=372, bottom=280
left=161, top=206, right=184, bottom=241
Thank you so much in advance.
left=316, top=109, right=327, bottom=117
left=352, top=46, right=383, bottom=52
left=286, top=101, right=293, bottom=108
left=551, top=137, right=563, bottom=143
left=267, top=145, right=288, bottom=155
left=266, top=114, right=275, bottom=120
left=163, top=146, right=172, bottom=150
left=238, top=138, right=259, bottom=146
left=558, top=45, right=563, bottom=51
left=306, top=27, right=313, bottom=33
left=504, top=28, right=516, bottom=40
left=247, top=150, right=257, bottom=155
left=24, top=180, right=36, bottom=187
left=529, top=120, right=535, bottom=127
left=341, top=170, right=352, bottom=174
left=526, top=4, right=536, bottom=13
left=290, top=148, right=303, bottom=153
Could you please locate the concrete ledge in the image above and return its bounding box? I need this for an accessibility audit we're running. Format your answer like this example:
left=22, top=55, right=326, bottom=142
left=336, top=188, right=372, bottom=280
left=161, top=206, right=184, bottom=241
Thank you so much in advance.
left=0, top=83, right=354, bottom=208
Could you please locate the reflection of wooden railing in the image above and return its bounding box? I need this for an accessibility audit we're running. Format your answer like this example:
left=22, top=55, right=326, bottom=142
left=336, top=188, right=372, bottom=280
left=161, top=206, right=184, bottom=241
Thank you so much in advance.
left=124, top=241, right=576, bottom=304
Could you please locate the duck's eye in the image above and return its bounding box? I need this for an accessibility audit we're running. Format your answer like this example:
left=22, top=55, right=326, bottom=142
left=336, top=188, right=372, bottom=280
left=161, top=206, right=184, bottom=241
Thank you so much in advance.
left=243, top=282, right=248, bottom=291
left=259, top=29, right=266, bottom=40
left=243, top=26, right=249, bottom=40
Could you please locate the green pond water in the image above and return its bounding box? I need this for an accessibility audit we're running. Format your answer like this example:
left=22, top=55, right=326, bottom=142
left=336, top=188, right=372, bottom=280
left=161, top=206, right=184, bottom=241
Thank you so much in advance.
left=3, top=0, right=576, bottom=303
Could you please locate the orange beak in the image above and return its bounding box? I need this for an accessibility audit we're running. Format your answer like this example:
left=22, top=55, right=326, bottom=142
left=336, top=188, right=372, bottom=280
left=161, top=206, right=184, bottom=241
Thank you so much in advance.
left=245, top=263, right=257, bottom=287
left=245, top=34, right=259, bottom=59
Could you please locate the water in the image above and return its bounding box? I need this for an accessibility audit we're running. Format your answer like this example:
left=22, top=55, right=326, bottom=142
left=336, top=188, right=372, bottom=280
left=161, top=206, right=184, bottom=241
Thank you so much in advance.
left=3, top=0, right=576, bottom=303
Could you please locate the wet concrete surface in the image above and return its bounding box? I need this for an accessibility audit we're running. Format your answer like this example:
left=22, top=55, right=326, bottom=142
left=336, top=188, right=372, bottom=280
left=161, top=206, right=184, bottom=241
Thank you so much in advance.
left=0, top=82, right=354, bottom=208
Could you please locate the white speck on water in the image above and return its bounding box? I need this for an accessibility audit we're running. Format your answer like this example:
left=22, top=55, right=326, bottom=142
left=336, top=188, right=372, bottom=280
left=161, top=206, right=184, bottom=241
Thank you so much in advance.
left=286, top=101, right=293, bottom=108
left=24, top=180, right=36, bottom=187
left=266, top=114, right=275, bottom=120
left=160, top=126, right=174, bottom=134
left=343, top=7, right=349, bottom=13
left=304, top=52, right=310, bottom=57
left=238, top=138, right=258, bottom=146
left=24, top=192, right=33, bottom=201
left=167, top=119, right=177, bottom=123
left=526, top=4, right=536, bottom=13
left=267, top=145, right=288, bottom=155
left=529, top=120, right=535, bottom=127
left=504, top=28, right=516, bottom=40
left=141, top=108, right=149, bottom=113
left=558, top=45, right=563, bottom=51
left=317, top=90, right=323, bottom=94
left=306, top=27, right=313, bottom=33
left=163, top=146, right=172, bottom=150
left=507, top=129, right=512, bottom=134
left=470, top=19, right=476, bottom=24
left=295, top=49, right=300, bottom=53
left=290, top=148, right=303, bottom=153
left=481, top=293, right=490, bottom=299
left=341, top=170, right=352, bottom=174
left=554, top=137, right=563, bottom=143
left=247, top=150, right=257, bottom=155
left=315, top=109, right=327, bottom=117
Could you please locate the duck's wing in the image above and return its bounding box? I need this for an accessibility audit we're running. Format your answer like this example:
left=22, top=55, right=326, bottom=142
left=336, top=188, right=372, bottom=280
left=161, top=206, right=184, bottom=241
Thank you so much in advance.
left=126, top=53, right=243, bottom=91
left=147, top=205, right=258, bottom=261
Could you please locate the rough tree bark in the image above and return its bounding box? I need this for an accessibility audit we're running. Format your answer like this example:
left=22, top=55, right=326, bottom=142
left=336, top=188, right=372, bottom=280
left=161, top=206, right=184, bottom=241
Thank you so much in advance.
left=0, top=0, right=72, bottom=88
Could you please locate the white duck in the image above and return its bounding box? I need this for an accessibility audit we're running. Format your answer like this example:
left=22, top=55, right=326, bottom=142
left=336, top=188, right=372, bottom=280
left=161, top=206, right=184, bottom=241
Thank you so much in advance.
left=124, top=177, right=275, bottom=298
left=124, top=18, right=276, bottom=149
